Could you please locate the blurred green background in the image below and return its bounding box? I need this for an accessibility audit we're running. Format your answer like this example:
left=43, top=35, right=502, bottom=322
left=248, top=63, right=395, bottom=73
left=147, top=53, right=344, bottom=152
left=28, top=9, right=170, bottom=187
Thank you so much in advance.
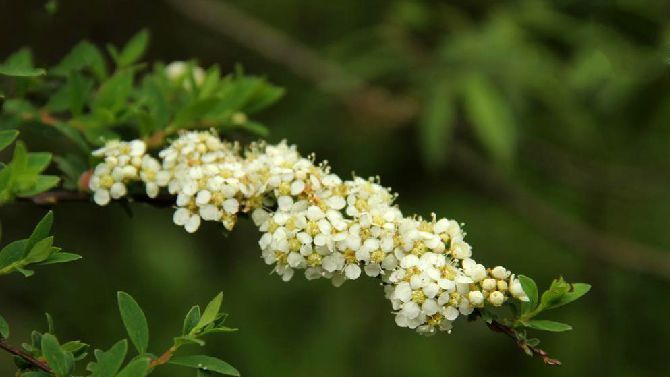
left=1, top=0, right=670, bottom=376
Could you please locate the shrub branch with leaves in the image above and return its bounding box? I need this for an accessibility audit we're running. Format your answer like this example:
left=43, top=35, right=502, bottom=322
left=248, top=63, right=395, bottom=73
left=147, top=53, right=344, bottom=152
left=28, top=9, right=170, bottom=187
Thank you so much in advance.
left=0, top=30, right=589, bottom=374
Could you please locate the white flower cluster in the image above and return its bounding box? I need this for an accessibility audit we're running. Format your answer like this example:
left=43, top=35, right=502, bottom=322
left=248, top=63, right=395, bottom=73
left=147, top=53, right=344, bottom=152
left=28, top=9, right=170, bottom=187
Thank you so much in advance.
left=90, top=130, right=529, bottom=335
left=89, top=140, right=162, bottom=205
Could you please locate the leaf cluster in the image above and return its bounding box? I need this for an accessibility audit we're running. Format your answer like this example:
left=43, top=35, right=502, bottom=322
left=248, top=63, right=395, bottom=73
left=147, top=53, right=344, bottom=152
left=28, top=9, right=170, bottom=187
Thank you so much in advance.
left=2, top=292, right=238, bottom=377
left=0, top=211, right=80, bottom=277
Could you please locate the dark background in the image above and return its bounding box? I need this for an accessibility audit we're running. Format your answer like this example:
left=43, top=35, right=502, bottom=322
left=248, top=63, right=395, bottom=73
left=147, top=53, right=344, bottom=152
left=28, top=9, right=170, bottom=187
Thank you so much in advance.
left=1, top=0, right=669, bottom=376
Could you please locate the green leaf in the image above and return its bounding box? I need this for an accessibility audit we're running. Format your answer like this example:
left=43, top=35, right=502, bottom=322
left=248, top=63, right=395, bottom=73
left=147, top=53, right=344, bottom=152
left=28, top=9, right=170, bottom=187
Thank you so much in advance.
left=183, top=306, right=201, bottom=335
left=0, top=66, right=45, bottom=77
left=518, top=275, right=538, bottom=313
left=67, top=72, right=91, bottom=116
left=169, top=355, right=239, bottom=376
left=24, top=236, right=54, bottom=264
left=539, top=278, right=590, bottom=311
left=195, top=292, right=222, bottom=331
left=548, top=283, right=591, bottom=309
left=26, top=211, right=53, bottom=252
left=0, top=313, right=9, bottom=338
left=0, top=48, right=43, bottom=77
left=51, top=41, right=107, bottom=80
left=0, top=130, right=19, bottom=152
left=526, top=320, right=573, bottom=332
left=45, top=312, right=55, bottom=334
left=52, top=122, right=90, bottom=153
left=0, top=239, right=28, bottom=272
left=10, top=140, right=29, bottom=181
left=16, top=175, right=60, bottom=196
left=234, top=120, right=268, bottom=137
left=61, top=340, right=88, bottom=355
left=89, top=340, right=128, bottom=377
left=16, top=266, right=34, bottom=277
left=172, top=97, right=221, bottom=129
left=173, top=335, right=206, bottom=347
left=114, top=357, right=150, bottom=377
left=26, top=153, right=53, bottom=175
left=117, top=29, right=149, bottom=67
left=53, top=154, right=88, bottom=189
left=117, top=292, right=149, bottom=355
left=462, top=74, right=516, bottom=166
left=93, top=70, right=134, bottom=113
left=39, top=252, right=82, bottom=265
left=41, top=333, right=74, bottom=377
left=538, top=277, right=570, bottom=311
left=419, top=81, right=453, bottom=169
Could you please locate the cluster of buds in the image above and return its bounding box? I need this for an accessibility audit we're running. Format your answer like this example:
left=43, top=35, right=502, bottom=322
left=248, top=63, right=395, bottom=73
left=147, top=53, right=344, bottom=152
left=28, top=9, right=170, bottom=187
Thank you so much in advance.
left=90, top=130, right=529, bottom=335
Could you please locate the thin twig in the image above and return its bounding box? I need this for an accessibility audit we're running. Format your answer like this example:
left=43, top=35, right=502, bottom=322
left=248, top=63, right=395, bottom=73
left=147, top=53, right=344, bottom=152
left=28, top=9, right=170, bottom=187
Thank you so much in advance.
left=0, top=338, right=53, bottom=374
left=163, top=0, right=670, bottom=282
left=486, top=320, right=561, bottom=366
left=149, top=345, right=177, bottom=369
left=17, top=191, right=175, bottom=208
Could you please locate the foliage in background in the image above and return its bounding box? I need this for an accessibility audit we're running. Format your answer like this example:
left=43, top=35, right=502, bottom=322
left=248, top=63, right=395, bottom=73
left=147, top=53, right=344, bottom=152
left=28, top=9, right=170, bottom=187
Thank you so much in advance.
left=0, top=0, right=668, bottom=375
left=0, top=30, right=276, bottom=377
left=0, top=26, right=592, bottom=372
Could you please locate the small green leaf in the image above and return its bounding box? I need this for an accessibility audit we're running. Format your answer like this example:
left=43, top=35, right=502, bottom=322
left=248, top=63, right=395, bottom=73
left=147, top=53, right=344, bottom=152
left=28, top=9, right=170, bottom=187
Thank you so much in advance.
left=25, top=211, right=53, bottom=253
left=183, top=305, right=201, bottom=335
left=419, top=80, right=453, bottom=169
left=462, top=74, right=516, bottom=166
left=16, top=266, right=34, bottom=277
left=52, top=122, right=90, bottom=153
left=542, top=283, right=591, bottom=310
left=41, top=333, right=74, bottom=377
left=0, top=130, right=19, bottom=152
left=0, top=239, right=28, bottom=272
left=173, top=335, right=206, bottom=347
left=0, top=48, right=42, bottom=77
left=26, top=153, right=52, bottom=175
left=233, top=120, right=269, bottom=137
left=114, top=357, right=150, bottom=377
left=51, top=40, right=107, bottom=80
left=0, top=66, right=46, bottom=77
left=195, top=292, right=222, bottom=331
left=24, top=236, right=54, bottom=263
left=61, top=340, right=87, bottom=354
left=518, top=275, right=538, bottom=313
left=0, top=314, right=9, bottom=338
left=89, top=339, right=128, bottom=377
left=16, top=175, right=60, bottom=196
left=93, top=70, right=134, bottom=113
left=45, top=312, right=55, bottom=334
left=172, top=97, right=221, bottom=129
left=526, top=320, right=573, bottom=332
left=117, top=292, right=149, bottom=355
left=169, top=355, right=239, bottom=376
left=39, top=252, right=82, bottom=265
left=117, top=29, right=149, bottom=67
left=539, top=277, right=570, bottom=311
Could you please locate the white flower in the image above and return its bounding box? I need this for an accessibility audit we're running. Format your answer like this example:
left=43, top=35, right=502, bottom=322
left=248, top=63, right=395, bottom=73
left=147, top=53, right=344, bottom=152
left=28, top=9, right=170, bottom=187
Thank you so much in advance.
left=488, top=291, right=505, bottom=306
left=93, top=189, right=110, bottom=206
left=88, top=130, right=529, bottom=336
left=491, top=266, right=510, bottom=280
left=468, top=291, right=484, bottom=306
left=165, top=61, right=206, bottom=89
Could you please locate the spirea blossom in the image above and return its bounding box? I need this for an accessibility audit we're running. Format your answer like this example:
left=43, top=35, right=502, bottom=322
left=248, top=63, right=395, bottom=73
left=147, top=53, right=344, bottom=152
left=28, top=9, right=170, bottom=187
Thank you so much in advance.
left=90, top=130, right=529, bottom=335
